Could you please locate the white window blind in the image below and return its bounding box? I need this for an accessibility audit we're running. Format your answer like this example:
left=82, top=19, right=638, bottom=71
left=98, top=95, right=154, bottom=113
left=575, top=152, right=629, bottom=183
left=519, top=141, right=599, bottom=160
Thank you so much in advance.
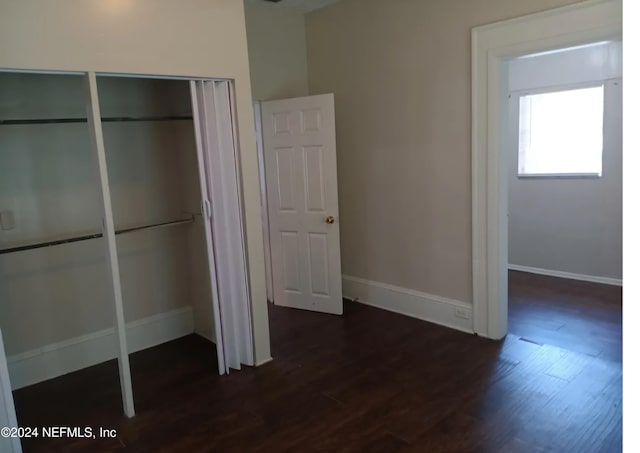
left=518, top=85, right=604, bottom=176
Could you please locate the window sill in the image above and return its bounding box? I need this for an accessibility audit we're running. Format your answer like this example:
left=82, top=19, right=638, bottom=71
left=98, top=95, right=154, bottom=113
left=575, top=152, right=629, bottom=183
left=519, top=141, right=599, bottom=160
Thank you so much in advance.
left=517, top=173, right=602, bottom=179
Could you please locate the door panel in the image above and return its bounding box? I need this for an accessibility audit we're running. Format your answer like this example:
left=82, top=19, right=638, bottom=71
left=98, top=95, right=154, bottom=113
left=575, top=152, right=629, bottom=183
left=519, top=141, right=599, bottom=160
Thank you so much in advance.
left=262, top=94, right=342, bottom=315
left=275, top=148, right=296, bottom=211
left=308, top=232, right=329, bottom=296
left=281, top=231, right=301, bottom=292
left=304, top=146, right=326, bottom=211
left=190, top=80, right=254, bottom=373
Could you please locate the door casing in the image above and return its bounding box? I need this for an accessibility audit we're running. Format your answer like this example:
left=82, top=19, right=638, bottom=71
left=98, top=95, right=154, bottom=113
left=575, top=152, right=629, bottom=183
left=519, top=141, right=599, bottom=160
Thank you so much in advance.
left=471, top=0, right=622, bottom=339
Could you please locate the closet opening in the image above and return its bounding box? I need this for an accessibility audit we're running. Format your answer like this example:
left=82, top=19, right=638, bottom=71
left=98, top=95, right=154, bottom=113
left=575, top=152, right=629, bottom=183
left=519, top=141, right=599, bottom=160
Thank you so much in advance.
left=0, top=70, right=128, bottom=423
left=0, top=70, right=254, bottom=445
left=94, top=74, right=222, bottom=414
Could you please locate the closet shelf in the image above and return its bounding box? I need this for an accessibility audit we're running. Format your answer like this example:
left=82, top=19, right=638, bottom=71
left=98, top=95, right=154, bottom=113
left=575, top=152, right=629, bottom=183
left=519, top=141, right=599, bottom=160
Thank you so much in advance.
left=0, top=115, right=193, bottom=125
left=0, top=215, right=195, bottom=255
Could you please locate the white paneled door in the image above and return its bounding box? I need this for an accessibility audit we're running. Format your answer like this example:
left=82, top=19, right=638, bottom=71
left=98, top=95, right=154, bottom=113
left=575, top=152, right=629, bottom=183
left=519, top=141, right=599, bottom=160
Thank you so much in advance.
left=261, top=94, right=343, bottom=315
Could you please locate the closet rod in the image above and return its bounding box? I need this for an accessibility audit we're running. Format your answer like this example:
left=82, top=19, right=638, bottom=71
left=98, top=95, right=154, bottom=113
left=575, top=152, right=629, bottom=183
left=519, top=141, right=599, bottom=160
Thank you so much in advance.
left=0, top=115, right=193, bottom=125
left=0, top=216, right=195, bottom=255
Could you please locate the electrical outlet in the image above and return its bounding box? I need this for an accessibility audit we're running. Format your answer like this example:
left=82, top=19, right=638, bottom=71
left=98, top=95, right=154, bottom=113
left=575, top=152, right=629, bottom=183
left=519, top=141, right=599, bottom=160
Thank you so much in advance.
left=454, top=307, right=471, bottom=320
left=0, top=210, right=15, bottom=231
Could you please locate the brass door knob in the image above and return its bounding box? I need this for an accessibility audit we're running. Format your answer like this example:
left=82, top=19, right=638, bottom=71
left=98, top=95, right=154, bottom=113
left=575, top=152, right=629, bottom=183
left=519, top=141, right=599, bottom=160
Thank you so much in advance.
left=325, top=216, right=335, bottom=224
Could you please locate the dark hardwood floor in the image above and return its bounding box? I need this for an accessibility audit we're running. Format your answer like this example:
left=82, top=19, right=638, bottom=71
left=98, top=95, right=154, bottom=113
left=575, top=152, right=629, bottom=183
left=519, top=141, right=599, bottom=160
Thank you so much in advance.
left=13, top=271, right=622, bottom=452
left=509, top=270, right=622, bottom=362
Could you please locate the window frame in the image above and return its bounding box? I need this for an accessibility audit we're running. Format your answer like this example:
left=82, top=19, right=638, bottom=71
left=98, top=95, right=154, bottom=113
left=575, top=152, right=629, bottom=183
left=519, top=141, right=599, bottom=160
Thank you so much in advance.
left=512, top=80, right=607, bottom=179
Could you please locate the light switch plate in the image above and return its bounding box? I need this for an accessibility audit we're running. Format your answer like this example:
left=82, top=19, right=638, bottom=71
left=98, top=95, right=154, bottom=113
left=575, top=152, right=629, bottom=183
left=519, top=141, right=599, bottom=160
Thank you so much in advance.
left=0, top=210, right=16, bottom=230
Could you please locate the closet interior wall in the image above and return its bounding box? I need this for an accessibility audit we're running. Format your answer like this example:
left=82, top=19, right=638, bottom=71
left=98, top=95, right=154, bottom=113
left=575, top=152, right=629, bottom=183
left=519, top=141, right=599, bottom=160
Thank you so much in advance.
left=97, top=75, right=215, bottom=344
left=0, top=72, right=215, bottom=391
left=0, top=72, right=107, bottom=361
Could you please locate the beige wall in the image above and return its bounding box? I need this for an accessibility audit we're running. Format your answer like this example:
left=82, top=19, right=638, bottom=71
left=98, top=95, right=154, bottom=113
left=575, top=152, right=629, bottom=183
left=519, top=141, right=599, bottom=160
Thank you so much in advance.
left=244, top=0, right=309, bottom=101
left=306, top=0, right=584, bottom=304
left=0, top=0, right=271, bottom=364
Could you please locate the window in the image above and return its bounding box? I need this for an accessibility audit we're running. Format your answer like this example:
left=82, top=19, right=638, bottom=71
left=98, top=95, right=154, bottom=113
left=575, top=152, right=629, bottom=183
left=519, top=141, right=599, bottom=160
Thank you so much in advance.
left=518, top=85, right=604, bottom=177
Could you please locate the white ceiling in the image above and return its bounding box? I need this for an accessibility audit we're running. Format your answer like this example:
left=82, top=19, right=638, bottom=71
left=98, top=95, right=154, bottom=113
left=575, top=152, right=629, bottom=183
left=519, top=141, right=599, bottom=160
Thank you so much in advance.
left=263, top=0, right=342, bottom=13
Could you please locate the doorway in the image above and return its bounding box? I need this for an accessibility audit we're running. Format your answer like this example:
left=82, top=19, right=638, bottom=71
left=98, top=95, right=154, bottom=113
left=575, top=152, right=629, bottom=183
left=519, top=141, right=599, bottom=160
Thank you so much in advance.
left=470, top=0, right=622, bottom=340
left=505, top=42, right=622, bottom=358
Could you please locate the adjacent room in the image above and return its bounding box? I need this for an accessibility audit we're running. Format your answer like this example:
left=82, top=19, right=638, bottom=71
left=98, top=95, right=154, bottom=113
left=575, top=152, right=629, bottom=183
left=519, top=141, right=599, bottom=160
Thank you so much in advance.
left=0, top=0, right=626, bottom=452
left=506, top=41, right=622, bottom=361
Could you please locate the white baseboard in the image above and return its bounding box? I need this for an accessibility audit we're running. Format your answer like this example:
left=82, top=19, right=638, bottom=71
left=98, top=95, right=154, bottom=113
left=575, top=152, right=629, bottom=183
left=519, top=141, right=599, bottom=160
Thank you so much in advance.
left=7, top=306, right=194, bottom=390
left=342, top=275, right=473, bottom=334
left=508, top=264, right=622, bottom=286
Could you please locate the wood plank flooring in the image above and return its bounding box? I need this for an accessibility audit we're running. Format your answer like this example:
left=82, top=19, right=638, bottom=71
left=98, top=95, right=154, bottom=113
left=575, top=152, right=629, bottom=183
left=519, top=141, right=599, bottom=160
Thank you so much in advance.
left=508, top=270, right=622, bottom=361
left=12, top=271, right=622, bottom=452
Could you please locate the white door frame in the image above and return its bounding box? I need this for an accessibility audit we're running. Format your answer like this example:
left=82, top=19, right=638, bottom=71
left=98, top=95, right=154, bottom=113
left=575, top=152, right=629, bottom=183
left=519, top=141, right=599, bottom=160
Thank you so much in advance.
left=254, top=102, right=274, bottom=303
left=0, top=330, right=21, bottom=453
left=471, top=0, right=622, bottom=339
